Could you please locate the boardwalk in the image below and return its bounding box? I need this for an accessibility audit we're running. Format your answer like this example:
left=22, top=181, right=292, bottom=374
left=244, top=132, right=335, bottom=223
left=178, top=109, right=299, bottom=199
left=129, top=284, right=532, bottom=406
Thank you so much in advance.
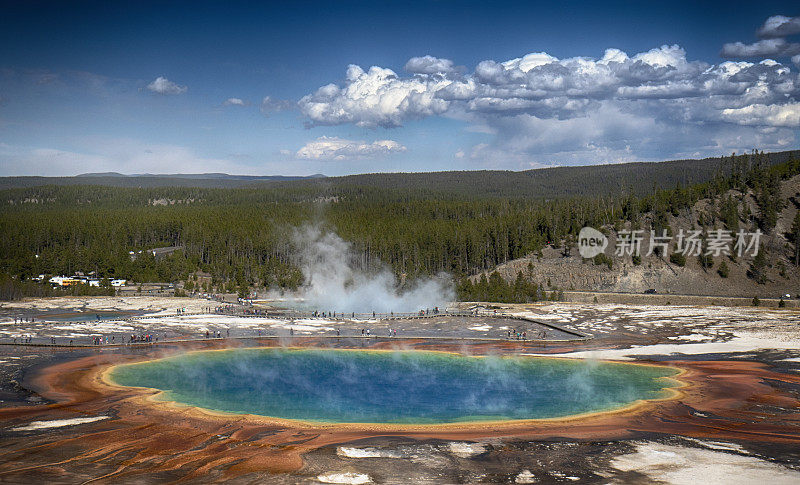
left=1, top=311, right=590, bottom=348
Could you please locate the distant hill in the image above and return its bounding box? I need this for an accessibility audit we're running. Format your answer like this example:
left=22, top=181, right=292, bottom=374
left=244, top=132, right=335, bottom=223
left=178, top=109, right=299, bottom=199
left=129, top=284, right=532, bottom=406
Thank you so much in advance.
left=268, top=150, right=800, bottom=199
left=77, top=172, right=327, bottom=180
left=2, top=150, right=799, bottom=198
left=0, top=172, right=326, bottom=190
left=75, top=172, right=128, bottom=177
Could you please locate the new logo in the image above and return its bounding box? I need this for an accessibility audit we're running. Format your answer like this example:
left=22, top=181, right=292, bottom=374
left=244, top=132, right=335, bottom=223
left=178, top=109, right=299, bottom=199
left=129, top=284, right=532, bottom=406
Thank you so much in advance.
left=578, top=227, right=608, bottom=258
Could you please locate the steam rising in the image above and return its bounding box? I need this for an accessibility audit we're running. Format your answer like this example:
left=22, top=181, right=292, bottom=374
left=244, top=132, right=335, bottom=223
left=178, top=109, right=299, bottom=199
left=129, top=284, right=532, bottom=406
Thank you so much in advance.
left=281, top=227, right=454, bottom=313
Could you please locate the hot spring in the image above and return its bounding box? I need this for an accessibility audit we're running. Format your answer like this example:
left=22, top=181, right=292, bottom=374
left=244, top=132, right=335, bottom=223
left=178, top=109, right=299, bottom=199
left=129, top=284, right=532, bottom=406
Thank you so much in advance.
left=38, top=310, right=134, bottom=322
left=108, top=349, right=681, bottom=424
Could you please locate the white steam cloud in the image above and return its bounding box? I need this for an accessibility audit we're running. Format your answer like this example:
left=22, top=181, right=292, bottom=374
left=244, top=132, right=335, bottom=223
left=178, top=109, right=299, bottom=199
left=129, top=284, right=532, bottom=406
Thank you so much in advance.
left=279, top=227, right=453, bottom=313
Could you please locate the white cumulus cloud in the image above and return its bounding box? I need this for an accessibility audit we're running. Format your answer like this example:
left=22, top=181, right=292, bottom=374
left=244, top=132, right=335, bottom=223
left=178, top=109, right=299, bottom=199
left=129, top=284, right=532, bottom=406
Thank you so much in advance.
left=295, top=136, right=407, bottom=161
left=404, top=55, right=460, bottom=75
left=299, top=45, right=800, bottom=128
left=758, top=15, right=800, bottom=38
left=297, top=37, right=800, bottom=167
left=722, top=102, right=800, bottom=127
left=223, top=97, right=246, bottom=106
left=298, top=64, right=451, bottom=127
left=146, top=76, right=187, bottom=95
left=723, top=15, right=800, bottom=59
left=721, top=38, right=800, bottom=58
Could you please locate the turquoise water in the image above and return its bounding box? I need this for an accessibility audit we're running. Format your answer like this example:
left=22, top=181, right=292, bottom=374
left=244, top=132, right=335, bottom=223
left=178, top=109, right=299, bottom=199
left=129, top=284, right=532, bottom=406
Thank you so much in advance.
left=40, top=310, right=133, bottom=322
left=109, top=349, right=679, bottom=424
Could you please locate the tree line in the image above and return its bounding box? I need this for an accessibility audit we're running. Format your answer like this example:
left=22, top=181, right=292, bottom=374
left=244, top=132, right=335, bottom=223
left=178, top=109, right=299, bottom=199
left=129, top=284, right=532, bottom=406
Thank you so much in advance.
left=1, top=151, right=798, bottom=301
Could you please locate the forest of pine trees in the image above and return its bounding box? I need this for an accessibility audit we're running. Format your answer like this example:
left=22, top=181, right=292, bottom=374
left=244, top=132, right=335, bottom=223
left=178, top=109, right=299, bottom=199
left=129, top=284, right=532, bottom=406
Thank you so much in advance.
left=1, top=152, right=799, bottom=301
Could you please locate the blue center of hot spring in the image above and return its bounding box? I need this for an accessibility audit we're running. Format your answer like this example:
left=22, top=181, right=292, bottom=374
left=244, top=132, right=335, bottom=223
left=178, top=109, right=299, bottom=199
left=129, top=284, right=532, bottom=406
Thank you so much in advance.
left=109, top=349, right=679, bottom=424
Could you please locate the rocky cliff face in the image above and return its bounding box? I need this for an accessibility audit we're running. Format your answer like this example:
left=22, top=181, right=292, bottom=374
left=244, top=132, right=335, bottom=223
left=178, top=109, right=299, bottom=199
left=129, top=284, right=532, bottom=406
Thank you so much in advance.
left=474, top=174, right=800, bottom=298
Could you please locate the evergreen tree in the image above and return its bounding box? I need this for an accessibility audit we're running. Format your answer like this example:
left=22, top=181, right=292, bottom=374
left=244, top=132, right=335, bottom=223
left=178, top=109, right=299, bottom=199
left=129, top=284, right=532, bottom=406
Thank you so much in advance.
left=670, top=251, right=686, bottom=267
left=698, top=234, right=713, bottom=270
left=476, top=274, right=489, bottom=301
left=748, top=244, right=768, bottom=284
left=791, top=211, right=800, bottom=266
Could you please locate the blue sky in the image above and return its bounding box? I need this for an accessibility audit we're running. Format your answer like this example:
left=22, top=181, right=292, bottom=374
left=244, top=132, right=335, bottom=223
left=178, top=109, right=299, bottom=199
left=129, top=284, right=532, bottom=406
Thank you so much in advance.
left=1, top=0, right=799, bottom=176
